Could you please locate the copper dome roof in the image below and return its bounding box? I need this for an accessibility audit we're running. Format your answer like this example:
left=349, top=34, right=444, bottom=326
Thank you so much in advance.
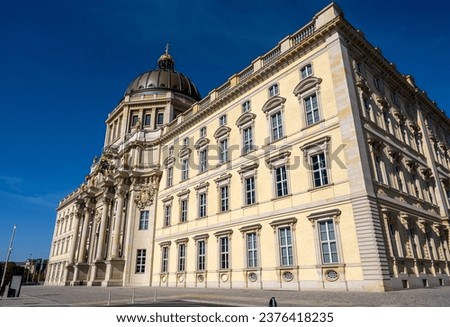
left=124, top=47, right=201, bottom=101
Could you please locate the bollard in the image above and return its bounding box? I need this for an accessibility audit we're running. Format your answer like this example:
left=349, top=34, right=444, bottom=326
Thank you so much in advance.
left=269, top=297, right=277, bottom=307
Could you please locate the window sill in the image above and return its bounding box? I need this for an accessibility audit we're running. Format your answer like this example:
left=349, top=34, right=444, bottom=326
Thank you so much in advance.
left=307, top=183, right=334, bottom=192
left=264, top=135, right=287, bottom=147
left=301, top=119, right=325, bottom=131
left=241, top=202, right=259, bottom=209
left=271, top=194, right=292, bottom=201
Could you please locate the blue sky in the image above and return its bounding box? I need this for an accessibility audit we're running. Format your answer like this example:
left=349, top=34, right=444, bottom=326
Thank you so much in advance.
left=0, top=0, right=449, bottom=262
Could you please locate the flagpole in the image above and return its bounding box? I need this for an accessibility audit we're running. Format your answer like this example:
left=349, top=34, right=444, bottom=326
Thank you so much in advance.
left=0, top=225, right=17, bottom=299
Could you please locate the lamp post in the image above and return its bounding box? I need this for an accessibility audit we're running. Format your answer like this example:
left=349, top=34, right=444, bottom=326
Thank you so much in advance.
left=0, top=225, right=17, bottom=299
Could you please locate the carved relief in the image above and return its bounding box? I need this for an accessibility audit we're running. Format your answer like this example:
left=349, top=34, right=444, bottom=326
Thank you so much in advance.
left=134, top=183, right=157, bottom=209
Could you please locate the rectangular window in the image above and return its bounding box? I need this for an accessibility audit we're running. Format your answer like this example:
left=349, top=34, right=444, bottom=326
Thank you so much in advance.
left=395, top=166, right=404, bottom=192
left=279, top=227, right=293, bottom=266
left=166, top=167, right=173, bottom=187
left=319, top=220, right=338, bottom=264
left=301, top=64, right=313, bottom=79
left=304, top=93, right=320, bottom=126
left=199, top=193, right=207, bottom=218
left=164, top=205, right=171, bottom=227
left=135, top=249, right=146, bottom=273
left=220, top=185, right=229, bottom=212
left=271, top=111, right=283, bottom=141
left=200, top=126, right=207, bottom=138
left=219, top=138, right=228, bottom=163
left=199, top=148, right=207, bottom=172
left=220, top=236, right=229, bottom=269
left=178, top=243, right=186, bottom=272
left=139, top=210, right=149, bottom=230
left=197, top=240, right=206, bottom=271
left=181, top=158, right=189, bottom=180
left=144, top=114, right=151, bottom=126
left=156, top=112, right=164, bottom=125
left=275, top=165, right=289, bottom=197
left=131, top=114, right=139, bottom=128
left=183, top=137, right=189, bottom=146
left=168, top=146, right=174, bottom=156
left=180, top=199, right=188, bottom=222
left=242, top=100, right=251, bottom=113
left=388, top=223, right=399, bottom=257
left=446, top=188, right=450, bottom=206
left=311, top=153, right=328, bottom=187
left=219, top=114, right=227, bottom=126
left=246, top=232, right=258, bottom=268
left=245, top=176, right=256, bottom=205
left=375, top=156, right=384, bottom=184
left=243, top=126, right=253, bottom=154
left=161, top=246, right=169, bottom=273
left=269, top=84, right=279, bottom=97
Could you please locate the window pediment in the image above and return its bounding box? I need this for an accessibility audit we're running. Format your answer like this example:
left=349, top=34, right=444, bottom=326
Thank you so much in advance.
left=178, top=146, right=192, bottom=158
left=236, top=112, right=256, bottom=127
left=164, top=156, right=175, bottom=167
left=213, top=126, right=231, bottom=139
left=261, top=96, right=286, bottom=114
left=293, top=76, right=322, bottom=96
left=194, top=137, right=210, bottom=150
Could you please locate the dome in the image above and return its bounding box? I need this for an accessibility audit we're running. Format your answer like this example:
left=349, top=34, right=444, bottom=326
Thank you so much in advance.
left=124, top=46, right=201, bottom=101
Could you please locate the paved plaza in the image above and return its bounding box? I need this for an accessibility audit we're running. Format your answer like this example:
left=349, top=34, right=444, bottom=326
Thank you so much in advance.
left=1, top=285, right=450, bottom=307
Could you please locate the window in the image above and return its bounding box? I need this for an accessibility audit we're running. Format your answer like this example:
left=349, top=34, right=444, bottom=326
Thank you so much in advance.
left=183, top=137, right=189, bottom=146
left=199, top=193, right=207, bottom=218
left=144, top=114, right=151, bottom=126
left=135, top=249, right=146, bottom=273
left=163, top=205, right=171, bottom=227
left=131, top=114, right=139, bottom=127
left=311, top=153, right=328, bottom=187
left=220, top=185, right=229, bottom=212
left=178, top=243, right=186, bottom=272
left=199, top=148, right=208, bottom=172
left=246, top=232, right=258, bottom=268
left=301, top=64, right=313, bottom=79
left=166, top=166, right=173, bottom=187
left=319, top=220, right=338, bottom=264
left=279, top=227, right=293, bottom=266
left=200, top=126, right=207, bottom=138
left=181, top=158, right=189, bottom=180
left=243, top=126, right=253, bottom=154
left=269, top=84, right=279, bottom=97
left=197, top=240, right=206, bottom=271
left=245, top=176, right=256, bottom=205
left=139, top=210, right=149, bottom=230
left=271, top=111, right=283, bottom=141
left=395, top=166, right=405, bottom=192
left=412, top=175, right=421, bottom=198
left=180, top=199, right=188, bottom=223
left=275, top=165, right=289, bottom=197
left=156, top=111, right=164, bottom=125
left=374, top=76, right=384, bottom=93
left=304, top=93, right=320, bottom=126
left=375, top=155, right=384, bottom=184
left=446, top=187, right=450, bottom=206
left=168, top=146, right=174, bottom=156
left=161, top=246, right=169, bottom=273
left=242, top=100, right=251, bottom=113
left=219, top=236, right=229, bottom=269
left=219, top=114, right=227, bottom=126
left=219, top=138, right=228, bottom=163
left=388, top=223, right=399, bottom=257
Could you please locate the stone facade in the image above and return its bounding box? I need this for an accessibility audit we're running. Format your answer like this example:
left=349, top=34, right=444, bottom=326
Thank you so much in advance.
left=46, top=3, right=450, bottom=291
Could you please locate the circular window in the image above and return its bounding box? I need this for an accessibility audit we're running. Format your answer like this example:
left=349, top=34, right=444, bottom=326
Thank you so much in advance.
left=282, top=271, right=294, bottom=282
left=197, top=274, right=204, bottom=283
left=178, top=274, right=185, bottom=283
left=220, top=273, right=229, bottom=282
left=161, top=274, right=167, bottom=282
left=324, top=269, right=339, bottom=282
left=248, top=272, right=258, bottom=282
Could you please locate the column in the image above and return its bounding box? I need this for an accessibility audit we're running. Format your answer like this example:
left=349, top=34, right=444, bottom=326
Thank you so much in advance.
left=96, top=194, right=112, bottom=261
left=68, top=204, right=82, bottom=265
left=382, top=209, right=399, bottom=277
left=77, top=200, right=94, bottom=263
left=110, top=185, right=128, bottom=259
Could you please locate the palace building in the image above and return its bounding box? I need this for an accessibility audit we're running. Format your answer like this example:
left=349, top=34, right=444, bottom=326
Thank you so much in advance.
left=46, top=3, right=450, bottom=291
